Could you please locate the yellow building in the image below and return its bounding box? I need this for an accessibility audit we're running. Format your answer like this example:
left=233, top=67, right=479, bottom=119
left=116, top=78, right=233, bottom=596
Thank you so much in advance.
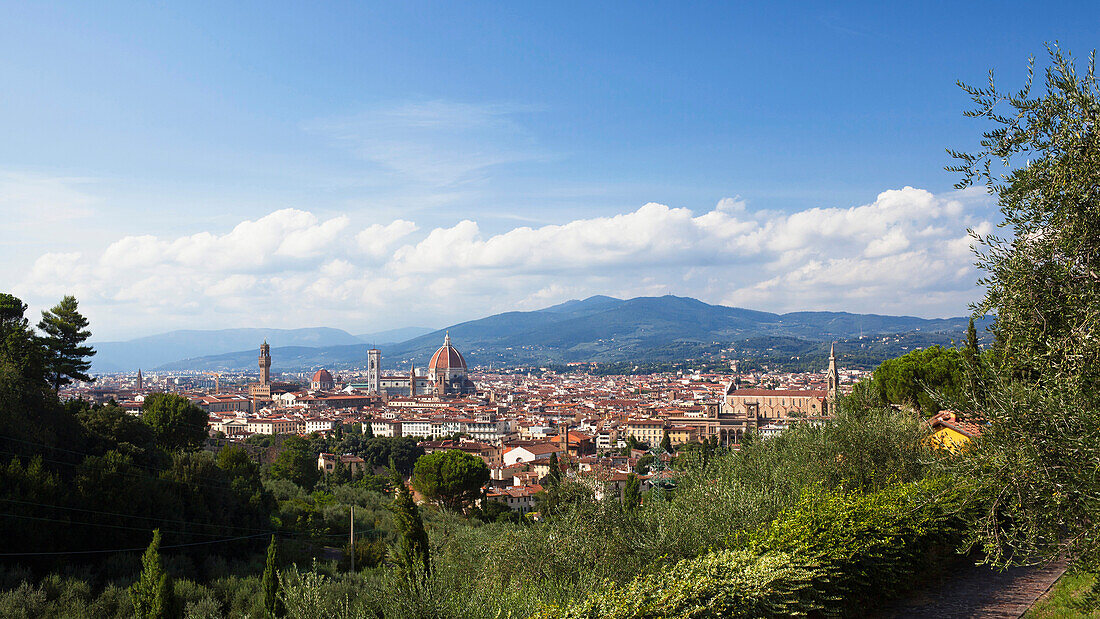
left=667, top=425, right=699, bottom=446
left=927, top=411, right=984, bottom=453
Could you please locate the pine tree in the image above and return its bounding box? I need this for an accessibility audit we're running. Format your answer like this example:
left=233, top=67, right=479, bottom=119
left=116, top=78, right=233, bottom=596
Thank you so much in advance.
left=129, top=529, right=176, bottom=619
left=660, top=429, right=673, bottom=454
left=37, top=295, right=95, bottom=391
left=390, top=476, right=431, bottom=582
left=261, top=535, right=284, bottom=617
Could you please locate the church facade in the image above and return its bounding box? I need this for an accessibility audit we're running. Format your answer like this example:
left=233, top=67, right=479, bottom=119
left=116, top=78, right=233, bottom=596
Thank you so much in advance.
left=714, top=343, right=841, bottom=444
left=359, top=334, right=476, bottom=398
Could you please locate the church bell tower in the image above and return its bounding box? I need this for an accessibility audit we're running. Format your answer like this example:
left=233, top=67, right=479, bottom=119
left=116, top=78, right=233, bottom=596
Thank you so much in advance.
left=367, top=349, right=381, bottom=393
left=826, top=343, right=839, bottom=411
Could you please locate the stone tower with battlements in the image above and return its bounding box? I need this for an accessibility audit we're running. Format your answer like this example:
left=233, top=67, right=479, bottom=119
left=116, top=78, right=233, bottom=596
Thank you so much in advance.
left=259, top=341, right=271, bottom=385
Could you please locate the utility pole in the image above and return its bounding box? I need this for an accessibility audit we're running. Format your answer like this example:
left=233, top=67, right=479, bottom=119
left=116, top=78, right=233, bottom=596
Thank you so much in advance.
left=350, top=505, right=355, bottom=572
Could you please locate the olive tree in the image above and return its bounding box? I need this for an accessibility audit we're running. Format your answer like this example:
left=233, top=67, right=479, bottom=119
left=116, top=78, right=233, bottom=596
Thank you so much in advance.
left=948, top=45, right=1100, bottom=570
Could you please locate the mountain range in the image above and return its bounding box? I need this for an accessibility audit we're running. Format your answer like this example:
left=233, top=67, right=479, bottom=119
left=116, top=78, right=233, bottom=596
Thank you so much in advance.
left=90, top=326, right=433, bottom=373
left=94, top=295, right=987, bottom=373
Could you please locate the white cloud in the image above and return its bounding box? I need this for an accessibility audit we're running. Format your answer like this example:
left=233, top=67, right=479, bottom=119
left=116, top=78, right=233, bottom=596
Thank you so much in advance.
left=14, top=186, right=996, bottom=339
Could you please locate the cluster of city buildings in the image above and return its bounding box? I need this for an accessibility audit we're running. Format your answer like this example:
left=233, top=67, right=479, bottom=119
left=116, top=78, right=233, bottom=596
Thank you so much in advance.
left=71, top=337, right=867, bottom=513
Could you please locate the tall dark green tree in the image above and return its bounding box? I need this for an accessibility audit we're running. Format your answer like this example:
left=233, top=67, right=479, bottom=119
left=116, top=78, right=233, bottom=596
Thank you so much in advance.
left=37, top=295, right=95, bottom=391
left=962, top=317, right=985, bottom=401
left=141, top=393, right=208, bottom=452
left=261, top=535, right=284, bottom=617
left=948, top=46, right=1100, bottom=569
left=0, top=293, right=46, bottom=382
left=129, top=529, right=176, bottom=619
left=660, top=430, right=673, bottom=454
left=390, top=476, right=430, bottom=582
left=622, top=473, right=642, bottom=510
left=545, top=451, right=562, bottom=486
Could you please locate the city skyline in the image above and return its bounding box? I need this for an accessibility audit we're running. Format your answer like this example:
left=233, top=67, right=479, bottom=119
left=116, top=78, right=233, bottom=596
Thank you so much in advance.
left=3, top=2, right=1097, bottom=339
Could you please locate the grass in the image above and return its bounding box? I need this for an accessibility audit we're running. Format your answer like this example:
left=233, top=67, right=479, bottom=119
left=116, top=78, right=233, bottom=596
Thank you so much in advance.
left=1026, top=571, right=1099, bottom=618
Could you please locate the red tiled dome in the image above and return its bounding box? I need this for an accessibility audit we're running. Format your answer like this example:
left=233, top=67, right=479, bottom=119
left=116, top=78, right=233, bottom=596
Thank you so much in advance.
left=311, top=369, right=334, bottom=384
left=429, top=333, right=467, bottom=371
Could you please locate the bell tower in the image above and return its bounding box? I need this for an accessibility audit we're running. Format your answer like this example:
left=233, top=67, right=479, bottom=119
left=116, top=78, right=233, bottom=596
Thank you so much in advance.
left=259, top=340, right=271, bottom=385
left=367, top=349, right=381, bottom=393
left=826, top=342, right=839, bottom=411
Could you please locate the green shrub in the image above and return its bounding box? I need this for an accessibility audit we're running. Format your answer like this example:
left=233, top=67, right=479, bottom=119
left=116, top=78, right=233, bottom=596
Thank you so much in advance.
left=533, top=549, right=824, bottom=619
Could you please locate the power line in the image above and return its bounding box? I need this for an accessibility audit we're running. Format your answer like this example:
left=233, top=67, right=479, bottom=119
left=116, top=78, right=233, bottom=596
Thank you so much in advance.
left=0, top=434, right=246, bottom=493
left=0, top=447, right=246, bottom=496
left=0, top=511, right=254, bottom=538
left=0, top=497, right=275, bottom=535
left=0, top=533, right=273, bottom=557
left=0, top=498, right=364, bottom=542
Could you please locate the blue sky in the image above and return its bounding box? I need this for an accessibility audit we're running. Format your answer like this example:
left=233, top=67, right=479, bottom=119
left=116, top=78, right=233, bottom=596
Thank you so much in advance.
left=2, top=2, right=1097, bottom=340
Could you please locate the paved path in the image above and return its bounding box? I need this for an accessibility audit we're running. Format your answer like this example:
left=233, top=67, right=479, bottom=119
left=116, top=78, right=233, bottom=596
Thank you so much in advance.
left=878, top=556, right=1069, bottom=618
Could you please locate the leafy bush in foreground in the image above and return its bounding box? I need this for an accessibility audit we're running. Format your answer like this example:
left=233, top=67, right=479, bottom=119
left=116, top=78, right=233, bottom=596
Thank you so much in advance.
left=538, top=476, right=975, bottom=618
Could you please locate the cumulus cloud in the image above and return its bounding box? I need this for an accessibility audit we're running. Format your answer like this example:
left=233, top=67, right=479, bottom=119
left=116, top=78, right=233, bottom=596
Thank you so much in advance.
left=14, top=187, right=995, bottom=338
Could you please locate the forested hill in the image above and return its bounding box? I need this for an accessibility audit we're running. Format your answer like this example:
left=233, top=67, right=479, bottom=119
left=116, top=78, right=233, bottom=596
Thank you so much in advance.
left=149, top=295, right=987, bottom=371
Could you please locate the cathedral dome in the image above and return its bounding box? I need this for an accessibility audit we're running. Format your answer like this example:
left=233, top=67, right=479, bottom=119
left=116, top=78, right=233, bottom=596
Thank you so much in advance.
left=310, top=368, right=335, bottom=389
left=429, top=333, right=467, bottom=371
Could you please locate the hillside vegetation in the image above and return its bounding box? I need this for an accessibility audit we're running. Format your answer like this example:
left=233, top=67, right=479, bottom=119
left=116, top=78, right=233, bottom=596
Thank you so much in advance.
left=1, top=46, right=1098, bottom=618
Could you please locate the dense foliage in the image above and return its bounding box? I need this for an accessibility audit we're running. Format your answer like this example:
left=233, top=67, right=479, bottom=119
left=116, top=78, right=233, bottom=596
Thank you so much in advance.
left=852, top=345, right=967, bottom=415
left=946, top=46, right=1100, bottom=573
left=412, top=450, right=490, bottom=512
left=141, top=393, right=209, bottom=453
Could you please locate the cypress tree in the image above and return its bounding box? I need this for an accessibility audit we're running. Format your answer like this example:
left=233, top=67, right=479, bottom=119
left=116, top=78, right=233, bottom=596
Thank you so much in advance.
left=546, top=451, right=562, bottom=486
left=390, top=476, right=430, bottom=582
left=660, top=429, right=673, bottom=454
left=622, top=473, right=642, bottom=510
left=261, top=535, right=283, bottom=617
left=129, top=529, right=176, bottom=619
left=963, top=317, right=984, bottom=401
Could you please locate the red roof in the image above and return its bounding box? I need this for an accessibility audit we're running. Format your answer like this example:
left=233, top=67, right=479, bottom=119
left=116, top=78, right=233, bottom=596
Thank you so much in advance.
left=311, top=369, right=334, bottom=384
left=727, top=388, right=826, bottom=398
left=429, top=333, right=467, bottom=371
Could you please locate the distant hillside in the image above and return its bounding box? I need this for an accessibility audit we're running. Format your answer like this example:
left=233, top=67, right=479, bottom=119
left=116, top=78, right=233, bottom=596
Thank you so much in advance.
left=380, top=295, right=987, bottom=366
left=355, top=326, right=434, bottom=346
left=157, top=344, right=369, bottom=372
left=91, top=327, right=362, bottom=373
left=149, top=295, right=990, bottom=372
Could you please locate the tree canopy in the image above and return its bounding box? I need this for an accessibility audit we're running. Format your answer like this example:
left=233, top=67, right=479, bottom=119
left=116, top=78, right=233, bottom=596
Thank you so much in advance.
left=141, top=392, right=209, bottom=452
left=269, top=435, right=321, bottom=490
left=853, top=345, right=967, bottom=415
left=411, top=449, right=489, bottom=511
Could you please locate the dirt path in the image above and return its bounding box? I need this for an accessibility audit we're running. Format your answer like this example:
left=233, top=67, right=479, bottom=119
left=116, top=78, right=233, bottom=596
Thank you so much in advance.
left=878, top=556, right=1069, bottom=618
